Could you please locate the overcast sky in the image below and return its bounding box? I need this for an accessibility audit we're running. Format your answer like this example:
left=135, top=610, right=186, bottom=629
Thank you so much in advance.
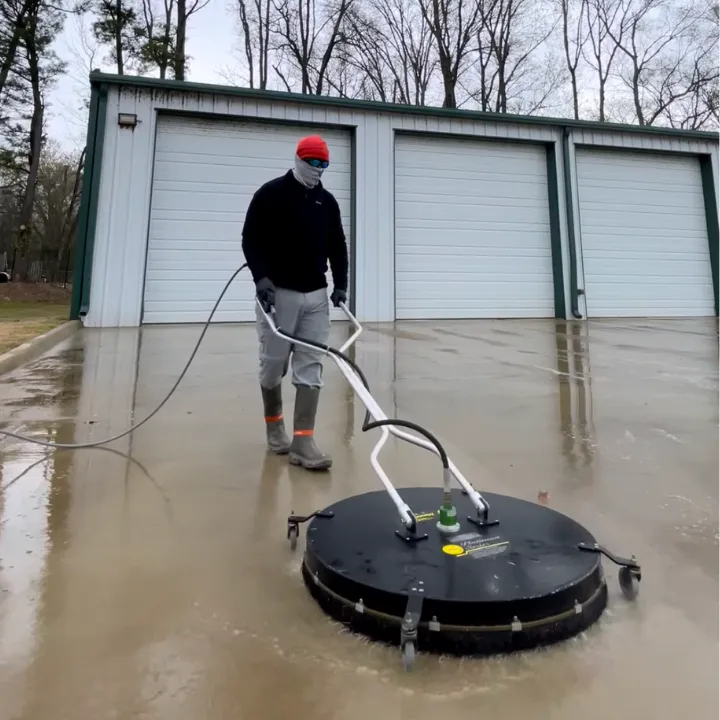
left=48, top=1, right=240, bottom=153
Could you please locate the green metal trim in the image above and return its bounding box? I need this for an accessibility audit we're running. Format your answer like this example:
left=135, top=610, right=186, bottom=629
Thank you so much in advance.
left=79, top=85, right=108, bottom=316
left=546, top=143, right=566, bottom=319
left=70, top=85, right=99, bottom=319
left=90, top=71, right=718, bottom=143
left=70, top=83, right=108, bottom=319
left=349, top=126, right=357, bottom=315
left=699, top=155, right=719, bottom=316
left=562, top=128, right=583, bottom=319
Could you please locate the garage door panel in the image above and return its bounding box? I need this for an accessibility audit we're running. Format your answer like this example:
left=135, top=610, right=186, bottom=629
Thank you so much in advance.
left=585, top=263, right=714, bottom=280
left=396, top=171, right=547, bottom=193
left=144, top=115, right=352, bottom=324
left=153, top=154, right=352, bottom=179
left=146, top=247, right=241, bottom=264
left=152, top=165, right=273, bottom=189
left=156, top=124, right=352, bottom=160
left=398, top=270, right=553, bottom=286
left=148, top=223, right=242, bottom=242
left=396, top=204, right=550, bottom=227
left=150, top=213, right=244, bottom=227
left=395, top=185, right=549, bottom=205
left=396, top=146, right=546, bottom=171
left=578, top=192, right=706, bottom=215
left=578, top=162, right=694, bottom=187
left=398, top=238, right=552, bottom=255
left=580, top=216, right=705, bottom=235
left=398, top=253, right=553, bottom=271
left=584, top=249, right=711, bottom=265
left=394, top=135, right=555, bottom=319
left=150, top=192, right=351, bottom=222
left=152, top=180, right=263, bottom=198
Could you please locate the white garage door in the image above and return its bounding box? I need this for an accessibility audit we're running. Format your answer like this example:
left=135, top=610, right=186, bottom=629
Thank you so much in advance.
left=576, top=149, right=714, bottom=317
left=143, top=115, right=352, bottom=323
left=394, top=134, right=556, bottom=319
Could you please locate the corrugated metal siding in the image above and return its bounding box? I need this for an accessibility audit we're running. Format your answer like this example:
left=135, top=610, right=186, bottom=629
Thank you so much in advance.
left=84, top=86, right=719, bottom=327
left=572, top=129, right=717, bottom=157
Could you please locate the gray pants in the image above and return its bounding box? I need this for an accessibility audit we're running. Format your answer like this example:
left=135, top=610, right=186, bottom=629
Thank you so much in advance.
left=256, top=287, right=330, bottom=389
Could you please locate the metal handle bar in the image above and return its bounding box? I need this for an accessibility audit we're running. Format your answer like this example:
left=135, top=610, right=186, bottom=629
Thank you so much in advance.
left=256, top=298, right=489, bottom=526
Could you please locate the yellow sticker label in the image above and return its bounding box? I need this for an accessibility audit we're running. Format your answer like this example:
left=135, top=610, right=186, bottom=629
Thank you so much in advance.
left=442, top=544, right=466, bottom=556
left=415, top=512, right=436, bottom=523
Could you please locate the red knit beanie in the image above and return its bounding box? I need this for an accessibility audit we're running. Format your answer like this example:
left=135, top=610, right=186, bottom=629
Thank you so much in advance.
left=296, top=135, right=329, bottom=162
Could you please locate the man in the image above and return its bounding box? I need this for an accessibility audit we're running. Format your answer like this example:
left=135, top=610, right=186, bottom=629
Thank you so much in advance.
left=241, top=135, right=348, bottom=471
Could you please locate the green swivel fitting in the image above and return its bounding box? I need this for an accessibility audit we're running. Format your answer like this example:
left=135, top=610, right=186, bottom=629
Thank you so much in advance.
left=437, top=491, right=461, bottom=535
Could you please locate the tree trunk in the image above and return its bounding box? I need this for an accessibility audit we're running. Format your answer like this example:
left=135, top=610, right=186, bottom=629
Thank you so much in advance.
left=571, top=70, right=579, bottom=118
left=0, top=0, right=33, bottom=98
left=15, top=7, right=44, bottom=281
left=115, top=0, right=125, bottom=73
left=439, top=53, right=456, bottom=108
left=632, top=63, right=644, bottom=124
left=174, top=0, right=186, bottom=80
left=56, top=147, right=86, bottom=278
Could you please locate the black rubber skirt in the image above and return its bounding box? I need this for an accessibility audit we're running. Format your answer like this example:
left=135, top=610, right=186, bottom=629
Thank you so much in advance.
left=301, top=487, right=607, bottom=656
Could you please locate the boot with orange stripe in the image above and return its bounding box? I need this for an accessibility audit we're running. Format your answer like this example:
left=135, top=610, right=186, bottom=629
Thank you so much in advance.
left=261, top=384, right=291, bottom=454
left=288, top=386, right=332, bottom=471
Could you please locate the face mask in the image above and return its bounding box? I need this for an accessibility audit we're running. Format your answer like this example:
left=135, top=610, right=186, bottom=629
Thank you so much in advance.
left=293, top=154, right=325, bottom=188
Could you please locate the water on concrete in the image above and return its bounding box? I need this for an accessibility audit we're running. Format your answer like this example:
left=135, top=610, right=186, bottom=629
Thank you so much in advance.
left=0, top=318, right=717, bottom=719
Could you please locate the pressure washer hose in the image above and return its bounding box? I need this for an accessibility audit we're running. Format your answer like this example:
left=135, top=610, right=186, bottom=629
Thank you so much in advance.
left=0, top=264, right=250, bottom=450
left=0, top=262, right=450, bottom=477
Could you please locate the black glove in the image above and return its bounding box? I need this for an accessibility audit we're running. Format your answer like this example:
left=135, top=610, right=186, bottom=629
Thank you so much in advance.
left=256, top=277, right=276, bottom=312
left=330, top=288, right=347, bottom=308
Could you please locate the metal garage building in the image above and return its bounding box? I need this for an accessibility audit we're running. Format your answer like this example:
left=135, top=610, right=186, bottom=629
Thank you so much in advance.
left=71, top=71, right=719, bottom=327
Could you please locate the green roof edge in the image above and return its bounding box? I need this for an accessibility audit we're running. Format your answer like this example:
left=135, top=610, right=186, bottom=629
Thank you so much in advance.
left=90, top=71, right=719, bottom=142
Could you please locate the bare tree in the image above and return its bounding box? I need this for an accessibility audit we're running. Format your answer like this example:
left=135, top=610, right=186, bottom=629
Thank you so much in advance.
left=375, top=0, right=437, bottom=104
left=342, top=0, right=436, bottom=104
left=271, top=0, right=354, bottom=95
left=418, top=0, right=481, bottom=108
left=600, top=0, right=702, bottom=126
left=471, top=0, right=560, bottom=114
left=35, top=144, right=85, bottom=280
left=325, top=39, right=378, bottom=97
left=233, top=0, right=272, bottom=88
left=137, top=0, right=176, bottom=79
left=337, top=6, right=393, bottom=100
left=558, top=0, right=588, bottom=118
left=0, top=142, right=85, bottom=283
left=173, top=0, right=210, bottom=80
left=583, top=0, right=629, bottom=121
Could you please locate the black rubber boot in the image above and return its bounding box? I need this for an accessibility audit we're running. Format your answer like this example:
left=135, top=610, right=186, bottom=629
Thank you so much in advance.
left=289, top=386, right=332, bottom=471
left=261, top=384, right=291, bottom=454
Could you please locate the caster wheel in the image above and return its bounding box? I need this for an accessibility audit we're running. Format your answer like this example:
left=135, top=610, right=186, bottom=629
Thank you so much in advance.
left=619, top=566, right=639, bottom=600
left=288, top=525, right=299, bottom=551
left=402, top=641, right=416, bottom=672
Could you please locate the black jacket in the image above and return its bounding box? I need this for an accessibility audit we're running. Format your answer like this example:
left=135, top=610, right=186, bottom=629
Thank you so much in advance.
left=242, top=170, right=349, bottom=294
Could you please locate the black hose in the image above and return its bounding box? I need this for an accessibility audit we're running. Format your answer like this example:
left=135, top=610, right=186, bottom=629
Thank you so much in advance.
left=363, top=419, right=449, bottom=469
left=0, top=264, right=250, bottom=449
left=0, top=266, right=449, bottom=471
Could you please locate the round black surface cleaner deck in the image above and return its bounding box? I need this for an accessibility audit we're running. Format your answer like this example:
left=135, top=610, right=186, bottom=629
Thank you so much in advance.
left=301, top=487, right=607, bottom=656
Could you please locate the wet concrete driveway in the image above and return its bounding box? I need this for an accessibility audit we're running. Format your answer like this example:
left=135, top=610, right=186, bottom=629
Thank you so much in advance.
left=0, top=318, right=717, bottom=719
